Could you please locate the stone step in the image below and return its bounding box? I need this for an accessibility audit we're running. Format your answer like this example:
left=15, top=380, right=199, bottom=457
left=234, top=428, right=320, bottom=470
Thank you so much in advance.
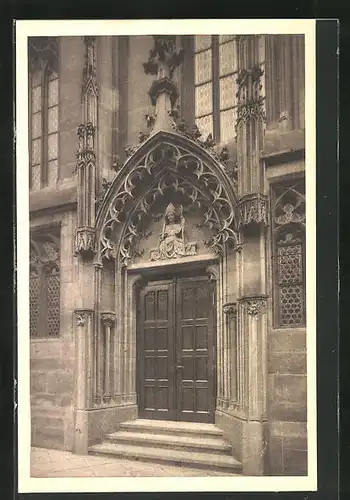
left=118, top=419, right=224, bottom=438
left=89, top=442, right=242, bottom=472
left=105, top=430, right=232, bottom=454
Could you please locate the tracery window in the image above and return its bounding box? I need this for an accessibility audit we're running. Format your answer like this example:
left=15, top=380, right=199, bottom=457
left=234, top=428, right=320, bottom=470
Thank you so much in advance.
left=194, top=35, right=238, bottom=143
left=29, top=37, right=59, bottom=190
left=271, top=178, right=306, bottom=328
left=30, top=230, right=60, bottom=338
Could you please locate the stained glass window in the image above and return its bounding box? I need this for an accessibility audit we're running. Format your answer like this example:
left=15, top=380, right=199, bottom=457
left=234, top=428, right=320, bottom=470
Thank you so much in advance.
left=29, top=37, right=59, bottom=190
left=194, top=36, right=238, bottom=143
left=30, top=233, right=60, bottom=338
left=271, top=178, right=306, bottom=328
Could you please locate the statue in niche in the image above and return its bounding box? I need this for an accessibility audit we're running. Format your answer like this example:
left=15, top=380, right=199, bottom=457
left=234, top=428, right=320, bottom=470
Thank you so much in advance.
left=150, top=203, right=197, bottom=261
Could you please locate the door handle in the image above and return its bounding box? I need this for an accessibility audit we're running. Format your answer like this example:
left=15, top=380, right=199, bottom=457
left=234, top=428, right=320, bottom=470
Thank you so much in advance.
left=176, top=365, right=184, bottom=370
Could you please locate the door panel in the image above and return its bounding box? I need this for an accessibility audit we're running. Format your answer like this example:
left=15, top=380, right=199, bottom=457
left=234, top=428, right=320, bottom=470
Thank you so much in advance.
left=138, top=276, right=215, bottom=422
left=138, top=281, right=176, bottom=420
left=176, top=278, right=215, bottom=423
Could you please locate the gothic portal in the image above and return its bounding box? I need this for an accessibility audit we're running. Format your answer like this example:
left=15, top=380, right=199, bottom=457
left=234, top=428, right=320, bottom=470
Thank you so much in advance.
left=28, top=34, right=307, bottom=476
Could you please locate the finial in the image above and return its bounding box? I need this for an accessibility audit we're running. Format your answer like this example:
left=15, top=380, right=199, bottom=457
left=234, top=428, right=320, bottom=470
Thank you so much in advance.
left=143, top=36, right=184, bottom=133
left=143, top=36, right=184, bottom=80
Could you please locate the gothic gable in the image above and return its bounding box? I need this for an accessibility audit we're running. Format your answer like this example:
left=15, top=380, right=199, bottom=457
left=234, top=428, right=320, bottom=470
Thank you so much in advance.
left=95, top=131, right=240, bottom=266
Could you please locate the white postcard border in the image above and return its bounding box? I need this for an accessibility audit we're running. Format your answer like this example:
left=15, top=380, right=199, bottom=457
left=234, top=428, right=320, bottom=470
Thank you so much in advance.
left=16, top=18, right=317, bottom=493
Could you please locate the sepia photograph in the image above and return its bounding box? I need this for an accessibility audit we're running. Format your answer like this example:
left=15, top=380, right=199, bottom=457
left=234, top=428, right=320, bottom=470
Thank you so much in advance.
left=16, top=19, right=317, bottom=493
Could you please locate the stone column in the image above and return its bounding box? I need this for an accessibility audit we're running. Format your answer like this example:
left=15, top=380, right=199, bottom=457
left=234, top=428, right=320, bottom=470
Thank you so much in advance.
left=120, top=273, right=141, bottom=405
left=235, top=36, right=269, bottom=475
left=73, top=309, right=94, bottom=454
left=223, top=302, right=238, bottom=406
left=113, top=265, right=123, bottom=404
left=239, top=296, right=268, bottom=475
left=94, top=262, right=103, bottom=405
left=101, top=312, right=116, bottom=403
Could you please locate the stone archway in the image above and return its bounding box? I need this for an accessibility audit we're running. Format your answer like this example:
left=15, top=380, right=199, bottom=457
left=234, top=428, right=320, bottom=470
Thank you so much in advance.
left=72, top=34, right=270, bottom=475
left=90, top=133, right=242, bottom=428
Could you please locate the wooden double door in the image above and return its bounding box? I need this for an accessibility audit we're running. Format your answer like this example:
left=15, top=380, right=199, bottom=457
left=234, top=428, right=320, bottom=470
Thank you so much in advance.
left=137, top=275, right=216, bottom=423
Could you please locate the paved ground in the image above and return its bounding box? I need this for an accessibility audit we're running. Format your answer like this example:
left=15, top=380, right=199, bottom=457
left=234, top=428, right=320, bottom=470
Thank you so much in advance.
left=31, top=447, right=239, bottom=477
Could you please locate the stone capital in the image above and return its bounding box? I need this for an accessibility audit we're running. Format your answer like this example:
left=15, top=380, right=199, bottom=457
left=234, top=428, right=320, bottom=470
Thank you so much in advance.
left=223, top=302, right=238, bottom=318
left=101, top=312, right=116, bottom=327
left=240, top=296, right=268, bottom=316
left=74, top=226, right=96, bottom=259
left=237, top=193, right=269, bottom=228
left=74, top=309, right=94, bottom=326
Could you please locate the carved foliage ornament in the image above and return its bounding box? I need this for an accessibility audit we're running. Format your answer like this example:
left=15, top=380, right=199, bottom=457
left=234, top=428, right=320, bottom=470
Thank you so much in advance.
left=101, top=312, right=116, bottom=327
left=98, top=142, right=239, bottom=265
left=223, top=302, right=238, bottom=318
left=95, top=178, right=112, bottom=211
left=162, top=108, right=238, bottom=184
left=74, top=309, right=93, bottom=326
left=143, top=36, right=184, bottom=80
left=243, top=297, right=268, bottom=316
left=236, top=64, right=266, bottom=130
left=236, top=96, right=266, bottom=129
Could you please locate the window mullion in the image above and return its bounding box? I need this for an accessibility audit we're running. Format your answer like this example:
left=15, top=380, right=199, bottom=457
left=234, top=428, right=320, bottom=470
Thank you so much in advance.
left=212, top=36, right=220, bottom=141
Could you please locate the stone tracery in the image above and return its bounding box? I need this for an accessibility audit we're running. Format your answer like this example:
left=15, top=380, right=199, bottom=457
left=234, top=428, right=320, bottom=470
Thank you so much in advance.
left=96, top=137, right=240, bottom=265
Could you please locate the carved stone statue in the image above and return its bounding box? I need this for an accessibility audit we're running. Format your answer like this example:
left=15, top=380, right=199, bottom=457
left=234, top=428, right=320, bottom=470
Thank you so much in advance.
left=150, top=203, right=197, bottom=261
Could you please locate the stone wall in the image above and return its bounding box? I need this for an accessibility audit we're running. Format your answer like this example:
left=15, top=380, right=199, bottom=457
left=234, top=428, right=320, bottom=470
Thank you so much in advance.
left=31, top=210, right=78, bottom=451
left=126, top=36, right=154, bottom=146
left=59, top=36, right=85, bottom=181
left=265, top=155, right=307, bottom=476
left=267, top=328, right=307, bottom=475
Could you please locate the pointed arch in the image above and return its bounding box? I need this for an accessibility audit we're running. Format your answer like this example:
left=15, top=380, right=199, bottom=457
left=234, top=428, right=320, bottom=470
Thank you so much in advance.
left=96, top=130, right=240, bottom=265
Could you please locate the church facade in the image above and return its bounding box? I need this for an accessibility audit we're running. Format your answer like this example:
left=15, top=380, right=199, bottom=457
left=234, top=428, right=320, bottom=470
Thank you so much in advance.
left=28, top=33, right=307, bottom=476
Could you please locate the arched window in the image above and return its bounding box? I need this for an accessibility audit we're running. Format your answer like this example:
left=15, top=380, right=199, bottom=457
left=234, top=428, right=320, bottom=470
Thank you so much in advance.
left=193, top=35, right=238, bottom=143
left=28, top=37, right=59, bottom=190
left=271, top=177, right=306, bottom=328
left=30, top=231, right=60, bottom=338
